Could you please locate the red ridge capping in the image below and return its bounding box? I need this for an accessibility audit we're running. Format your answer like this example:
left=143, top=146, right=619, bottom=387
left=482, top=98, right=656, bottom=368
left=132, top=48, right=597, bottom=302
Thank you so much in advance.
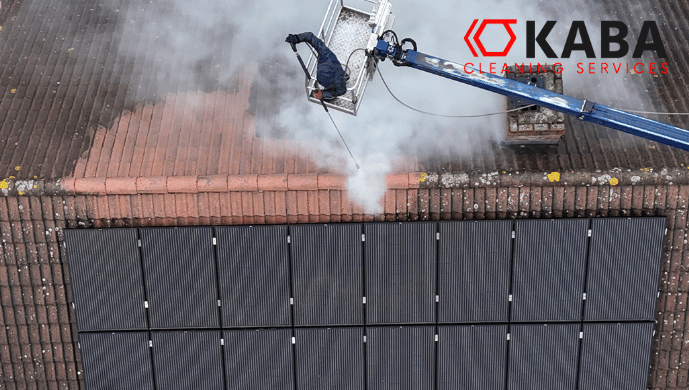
left=198, top=175, right=229, bottom=192
left=288, top=174, right=318, bottom=191
left=105, top=177, right=137, bottom=195
left=58, top=178, right=76, bottom=193
left=408, top=172, right=424, bottom=188
left=53, top=173, right=425, bottom=195
left=73, top=178, right=106, bottom=195
left=227, top=174, right=258, bottom=192
left=136, top=177, right=168, bottom=193
left=167, top=176, right=198, bottom=193
left=385, top=173, right=409, bottom=189
left=257, top=174, right=288, bottom=191
left=318, top=174, right=347, bottom=190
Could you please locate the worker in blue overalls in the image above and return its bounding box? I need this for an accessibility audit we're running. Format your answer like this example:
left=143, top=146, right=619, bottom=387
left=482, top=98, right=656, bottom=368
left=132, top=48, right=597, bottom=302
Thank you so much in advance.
left=285, top=32, right=347, bottom=101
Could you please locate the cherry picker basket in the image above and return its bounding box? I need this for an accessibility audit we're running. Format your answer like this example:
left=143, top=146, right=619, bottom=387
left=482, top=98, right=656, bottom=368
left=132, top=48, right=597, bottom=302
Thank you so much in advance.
left=304, top=0, right=394, bottom=115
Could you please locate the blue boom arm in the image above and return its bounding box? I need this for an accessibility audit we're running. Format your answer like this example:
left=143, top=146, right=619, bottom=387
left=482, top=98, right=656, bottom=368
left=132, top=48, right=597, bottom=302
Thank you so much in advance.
left=373, top=39, right=689, bottom=151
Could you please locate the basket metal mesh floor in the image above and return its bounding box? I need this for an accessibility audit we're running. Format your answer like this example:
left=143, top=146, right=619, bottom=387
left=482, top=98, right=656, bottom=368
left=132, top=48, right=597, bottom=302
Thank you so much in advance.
left=308, top=7, right=376, bottom=115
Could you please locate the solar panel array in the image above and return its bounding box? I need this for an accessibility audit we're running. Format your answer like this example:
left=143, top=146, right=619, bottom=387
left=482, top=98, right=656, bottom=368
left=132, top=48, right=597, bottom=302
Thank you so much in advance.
left=64, top=218, right=666, bottom=390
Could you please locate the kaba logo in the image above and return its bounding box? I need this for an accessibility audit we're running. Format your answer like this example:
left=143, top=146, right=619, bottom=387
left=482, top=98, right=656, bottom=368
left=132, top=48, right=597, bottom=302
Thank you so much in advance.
left=465, top=20, right=667, bottom=58
left=464, top=19, right=517, bottom=57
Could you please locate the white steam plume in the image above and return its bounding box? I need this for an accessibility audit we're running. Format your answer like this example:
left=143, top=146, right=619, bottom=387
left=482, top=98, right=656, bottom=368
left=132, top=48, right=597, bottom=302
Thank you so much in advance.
left=113, top=0, right=664, bottom=214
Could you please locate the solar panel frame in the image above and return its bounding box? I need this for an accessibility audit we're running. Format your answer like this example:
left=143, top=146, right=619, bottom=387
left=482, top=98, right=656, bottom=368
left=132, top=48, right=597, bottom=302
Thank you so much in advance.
left=78, top=331, right=155, bottom=390
left=140, top=227, right=220, bottom=329
left=224, top=328, right=295, bottom=390
left=438, top=221, right=512, bottom=323
left=64, top=228, right=148, bottom=331
left=215, top=225, right=292, bottom=327
left=578, top=322, right=654, bottom=390
left=151, top=330, right=225, bottom=390
left=508, top=324, right=580, bottom=390
left=365, top=222, right=437, bottom=325
left=295, top=327, right=365, bottom=390
left=366, top=326, right=435, bottom=390
left=437, top=325, right=508, bottom=390
left=290, top=224, right=363, bottom=326
left=584, top=217, right=666, bottom=321
left=511, top=219, right=589, bottom=322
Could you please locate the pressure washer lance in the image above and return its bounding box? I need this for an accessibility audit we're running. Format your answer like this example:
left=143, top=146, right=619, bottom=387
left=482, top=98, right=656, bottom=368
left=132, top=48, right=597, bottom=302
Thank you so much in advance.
left=320, top=100, right=361, bottom=170
left=288, top=41, right=361, bottom=170
left=289, top=42, right=311, bottom=80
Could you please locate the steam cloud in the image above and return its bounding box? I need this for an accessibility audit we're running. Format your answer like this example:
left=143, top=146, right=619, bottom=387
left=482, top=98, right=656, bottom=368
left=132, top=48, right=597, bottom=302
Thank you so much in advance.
left=113, top=0, right=661, bottom=214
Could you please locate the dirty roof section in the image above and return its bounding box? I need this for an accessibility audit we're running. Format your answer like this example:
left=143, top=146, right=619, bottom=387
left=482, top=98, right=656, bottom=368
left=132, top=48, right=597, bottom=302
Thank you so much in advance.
left=0, top=0, right=688, bottom=182
left=423, top=0, right=689, bottom=173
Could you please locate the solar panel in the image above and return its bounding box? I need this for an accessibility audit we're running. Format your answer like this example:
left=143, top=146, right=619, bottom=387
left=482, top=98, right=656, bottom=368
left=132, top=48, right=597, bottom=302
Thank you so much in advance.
left=578, top=322, right=654, bottom=390
left=64, top=229, right=147, bottom=331
left=584, top=217, right=666, bottom=321
left=63, top=219, right=665, bottom=390
left=140, top=227, right=219, bottom=328
left=215, top=226, right=291, bottom=327
left=295, top=327, right=365, bottom=390
left=438, top=221, right=512, bottom=323
left=437, top=325, right=507, bottom=390
left=79, top=332, right=154, bottom=390
left=367, top=326, right=435, bottom=390
left=365, top=222, right=437, bottom=324
left=290, top=224, right=363, bottom=326
left=508, top=324, right=580, bottom=390
left=151, top=330, right=224, bottom=390
left=224, top=329, right=294, bottom=390
left=511, top=219, right=589, bottom=321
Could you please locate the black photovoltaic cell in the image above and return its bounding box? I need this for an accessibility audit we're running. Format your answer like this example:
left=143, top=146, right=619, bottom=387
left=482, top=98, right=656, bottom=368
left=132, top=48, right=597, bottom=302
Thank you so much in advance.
left=224, top=329, right=294, bottom=390
left=438, top=221, right=511, bottom=323
left=216, top=226, right=291, bottom=327
left=79, top=332, right=154, bottom=390
left=437, top=325, right=507, bottom=390
left=579, top=323, right=654, bottom=390
left=367, top=326, right=435, bottom=390
left=365, top=222, right=436, bottom=324
left=140, top=227, right=219, bottom=328
left=151, top=330, right=224, bottom=390
left=585, top=217, right=666, bottom=321
left=291, top=224, right=363, bottom=325
left=295, top=327, right=365, bottom=390
left=64, top=220, right=664, bottom=390
left=511, top=219, right=589, bottom=321
left=64, top=229, right=147, bottom=331
left=508, top=324, right=579, bottom=390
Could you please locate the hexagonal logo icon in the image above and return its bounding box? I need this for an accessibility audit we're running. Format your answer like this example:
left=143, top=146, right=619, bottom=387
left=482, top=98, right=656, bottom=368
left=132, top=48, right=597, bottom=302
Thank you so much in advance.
left=465, top=19, right=517, bottom=57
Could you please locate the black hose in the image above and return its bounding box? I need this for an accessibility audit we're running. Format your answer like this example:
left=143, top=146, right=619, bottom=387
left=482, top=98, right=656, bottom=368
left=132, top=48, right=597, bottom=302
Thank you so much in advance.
left=381, top=30, right=399, bottom=46
left=400, top=38, right=417, bottom=52
left=343, top=48, right=367, bottom=80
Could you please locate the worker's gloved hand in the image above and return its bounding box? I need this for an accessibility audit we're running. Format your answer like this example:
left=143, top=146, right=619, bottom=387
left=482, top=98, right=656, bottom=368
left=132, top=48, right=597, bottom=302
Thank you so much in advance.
left=313, top=90, right=323, bottom=100
left=285, top=34, right=299, bottom=44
